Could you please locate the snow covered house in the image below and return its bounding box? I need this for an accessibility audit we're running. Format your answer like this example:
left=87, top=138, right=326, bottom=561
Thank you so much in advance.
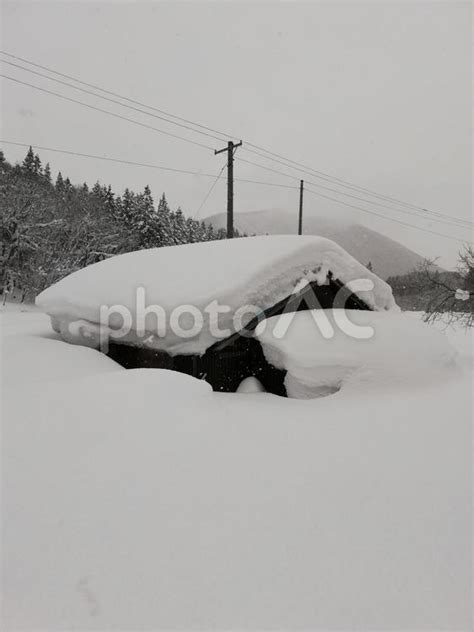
left=36, top=235, right=398, bottom=396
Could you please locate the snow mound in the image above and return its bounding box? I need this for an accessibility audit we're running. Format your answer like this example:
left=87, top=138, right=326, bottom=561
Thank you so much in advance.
left=256, top=310, right=458, bottom=398
left=235, top=376, right=266, bottom=393
left=4, top=336, right=121, bottom=387
left=36, top=236, right=397, bottom=355
left=123, top=367, right=213, bottom=397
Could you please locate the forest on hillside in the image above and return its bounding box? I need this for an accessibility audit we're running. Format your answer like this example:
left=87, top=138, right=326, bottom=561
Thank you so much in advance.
left=0, top=147, right=241, bottom=302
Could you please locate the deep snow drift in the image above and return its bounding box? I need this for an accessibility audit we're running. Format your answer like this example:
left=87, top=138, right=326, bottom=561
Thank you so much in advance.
left=36, top=235, right=397, bottom=355
left=2, top=305, right=472, bottom=630
left=256, top=309, right=459, bottom=398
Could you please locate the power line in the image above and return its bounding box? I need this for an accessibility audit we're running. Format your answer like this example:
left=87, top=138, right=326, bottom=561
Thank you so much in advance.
left=2, top=48, right=468, bottom=227
left=0, top=139, right=297, bottom=189
left=193, top=161, right=227, bottom=219
left=242, top=148, right=474, bottom=228
left=0, top=74, right=215, bottom=151
left=0, top=139, right=217, bottom=177
left=0, top=76, right=294, bottom=196
left=238, top=156, right=474, bottom=230
left=3, top=50, right=470, bottom=236
left=0, top=49, right=234, bottom=142
left=241, top=144, right=473, bottom=227
left=305, top=187, right=473, bottom=245
left=1, top=58, right=227, bottom=145
left=5, top=51, right=433, bottom=219
left=234, top=178, right=295, bottom=190
left=243, top=143, right=445, bottom=217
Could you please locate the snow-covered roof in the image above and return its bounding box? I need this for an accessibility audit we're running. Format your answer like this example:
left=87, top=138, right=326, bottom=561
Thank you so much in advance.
left=37, top=235, right=398, bottom=354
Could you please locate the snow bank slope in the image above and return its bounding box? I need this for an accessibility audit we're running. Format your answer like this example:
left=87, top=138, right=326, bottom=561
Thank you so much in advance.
left=256, top=310, right=458, bottom=398
left=36, top=236, right=397, bottom=354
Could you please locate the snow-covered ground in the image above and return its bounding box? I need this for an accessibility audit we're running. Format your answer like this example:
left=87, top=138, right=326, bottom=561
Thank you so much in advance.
left=1, top=304, right=472, bottom=630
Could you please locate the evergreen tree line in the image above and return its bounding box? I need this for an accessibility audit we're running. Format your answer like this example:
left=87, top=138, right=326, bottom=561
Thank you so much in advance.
left=1, top=147, right=239, bottom=301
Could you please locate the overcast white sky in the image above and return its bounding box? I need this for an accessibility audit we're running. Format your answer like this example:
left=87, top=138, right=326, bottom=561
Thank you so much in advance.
left=2, top=0, right=472, bottom=267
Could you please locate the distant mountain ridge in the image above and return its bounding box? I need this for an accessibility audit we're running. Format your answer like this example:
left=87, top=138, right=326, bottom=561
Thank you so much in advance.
left=204, top=209, right=427, bottom=279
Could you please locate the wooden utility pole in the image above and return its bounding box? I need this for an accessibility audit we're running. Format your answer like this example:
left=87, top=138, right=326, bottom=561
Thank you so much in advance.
left=214, top=140, right=242, bottom=238
left=298, top=179, right=304, bottom=235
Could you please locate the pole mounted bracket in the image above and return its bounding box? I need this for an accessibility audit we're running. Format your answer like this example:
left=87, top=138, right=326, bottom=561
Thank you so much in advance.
left=214, top=140, right=242, bottom=155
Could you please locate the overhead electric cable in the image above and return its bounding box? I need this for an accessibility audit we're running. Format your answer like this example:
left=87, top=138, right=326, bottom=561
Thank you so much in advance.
left=2, top=49, right=468, bottom=227
left=193, top=161, right=227, bottom=219
left=0, top=139, right=297, bottom=189
left=241, top=148, right=474, bottom=228
left=305, top=187, right=473, bottom=245
left=237, top=156, right=473, bottom=230
left=0, top=50, right=233, bottom=141
left=1, top=58, right=227, bottom=144
left=0, top=74, right=215, bottom=151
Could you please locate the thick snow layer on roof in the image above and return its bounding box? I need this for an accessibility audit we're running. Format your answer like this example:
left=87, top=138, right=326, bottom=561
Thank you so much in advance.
left=256, top=309, right=458, bottom=398
left=37, top=236, right=397, bottom=354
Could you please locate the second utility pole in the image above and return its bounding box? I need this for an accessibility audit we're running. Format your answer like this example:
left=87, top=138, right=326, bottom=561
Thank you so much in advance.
left=298, top=179, right=304, bottom=235
left=215, top=140, right=242, bottom=238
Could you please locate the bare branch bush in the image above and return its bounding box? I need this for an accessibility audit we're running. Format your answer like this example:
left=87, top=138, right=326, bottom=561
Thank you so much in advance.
left=420, top=247, right=473, bottom=328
